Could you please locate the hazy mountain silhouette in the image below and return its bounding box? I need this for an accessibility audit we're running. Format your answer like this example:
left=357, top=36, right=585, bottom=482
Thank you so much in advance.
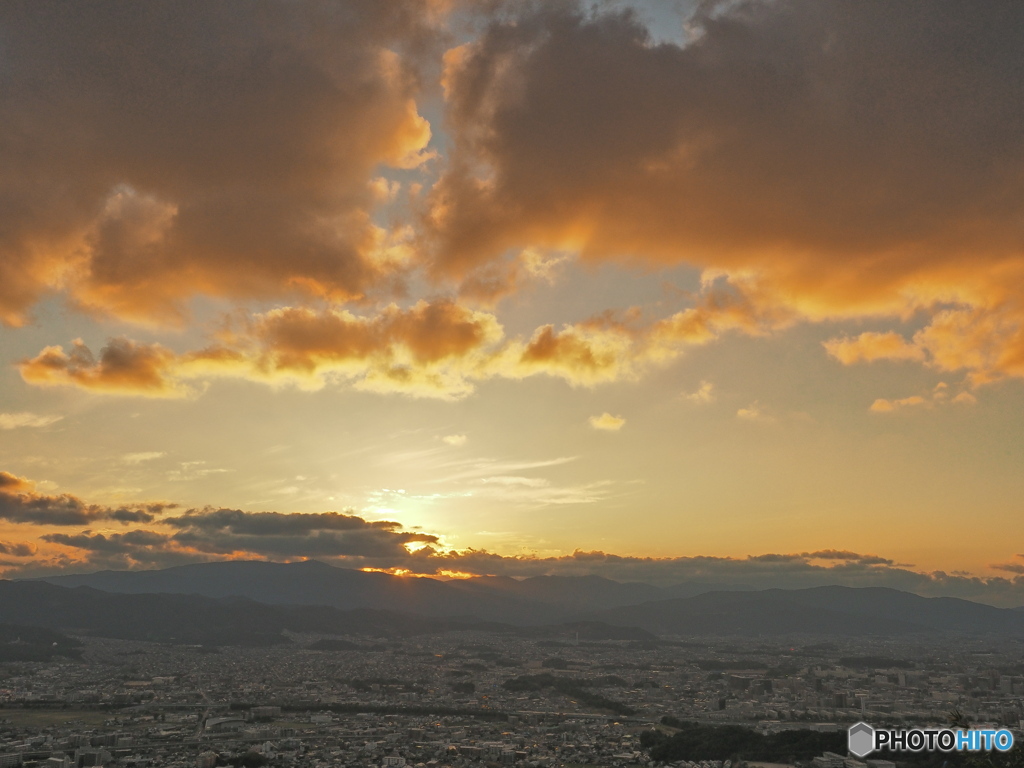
left=589, top=586, right=1024, bottom=636
left=24, top=563, right=1024, bottom=640
left=39, top=560, right=545, bottom=622
left=0, top=580, right=651, bottom=646
left=3, top=578, right=1023, bottom=645
left=36, top=561, right=746, bottom=623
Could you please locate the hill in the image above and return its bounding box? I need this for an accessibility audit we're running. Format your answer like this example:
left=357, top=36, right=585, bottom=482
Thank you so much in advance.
left=0, top=580, right=652, bottom=646
left=36, top=560, right=739, bottom=623
left=589, top=586, right=1024, bottom=636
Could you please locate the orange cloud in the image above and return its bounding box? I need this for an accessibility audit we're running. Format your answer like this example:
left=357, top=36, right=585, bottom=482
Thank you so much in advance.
left=869, top=381, right=977, bottom=414
left=7, top=0, right=1023, bottom=401
left=513, top=323, right=637, bottom=385
left=826, top=308, right=1024, bottom=386
left=19, top=301, right=505, bottom=400
left=498, top=279, right=789, bottom=387
left=20, top=281, right=776, bottom=398
left=19, top=338, right=190, bottom=398
left=913, top=308, right=1024, bottom=385
left=0, top=472, right=32, bottom=494
left=430, top=4, right=1024, bottom=294
left=823, top=332, right=926, bottom=365
left=869, top=395, right=928, bottom=414
left=0, top=1, right=441, bottom=326
left=236, top=300, right=505, bottom=398
left=425, top=2, right=1024, bottom=384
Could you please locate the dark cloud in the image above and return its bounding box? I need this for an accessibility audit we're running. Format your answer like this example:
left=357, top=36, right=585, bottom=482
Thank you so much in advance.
left=42, top=530, right=172, bottom=554
left=0, top=540, right=36, bottom=557
left=992, top=562, right=1024, bottom=576
left=32, top=505, right=440, bottom=567
left=3, top=0, right=1024, bottom=397
left=6, top=469, right=1024, bottom=606
left=0, top=471, right=173, bottom=526
left=37, top=531, right=206, bottom=572
left=801, top=549, right=896, bottom=566
left=432, top=1, right=1024, bottom=281
left=162, top=507, right=439, bottom=559
left=163, top=508, right=405, bottom=536
left=428, top=0, right=1024, bottom=383
left=0, top=0, right=440, bottom=326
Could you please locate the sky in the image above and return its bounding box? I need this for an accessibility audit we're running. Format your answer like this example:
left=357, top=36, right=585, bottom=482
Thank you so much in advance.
left=2, top=0, right=1024, bottom=604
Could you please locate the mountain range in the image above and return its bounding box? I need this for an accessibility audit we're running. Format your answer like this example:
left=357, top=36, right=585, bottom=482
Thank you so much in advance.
left=592, top=586, right=1024, bottom=635
left=7, top=560, right=1024, bottom=645
left=0, top=580, right=651, bottom=646
left=37, top=559, right=748, bottom=624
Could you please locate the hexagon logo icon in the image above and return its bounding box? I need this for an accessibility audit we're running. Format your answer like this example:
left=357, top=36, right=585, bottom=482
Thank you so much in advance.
left=849, top=722, right=875, bottom=758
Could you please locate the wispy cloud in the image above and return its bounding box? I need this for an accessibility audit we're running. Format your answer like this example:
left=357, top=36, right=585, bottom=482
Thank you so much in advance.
left=0, top=412, right=62, bottom=430
left=433, top=455, right=579, bottom=484
left=122, top=451, right=165, bottom=465
left=468, top=478, right=613, bottom=506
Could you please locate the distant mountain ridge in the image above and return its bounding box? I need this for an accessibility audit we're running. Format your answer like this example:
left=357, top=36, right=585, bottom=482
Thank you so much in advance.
left=23, top=561, right=1024, bottom=639
left=589, top=586, right=1024, bottom=636
left=0, top=580, right=654, bottom=646
left=34, top=560, right=747, bottom=624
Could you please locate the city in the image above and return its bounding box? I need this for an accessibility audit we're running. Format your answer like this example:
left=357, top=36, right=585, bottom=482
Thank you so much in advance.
left=0, top=630, right=1021, bottom=768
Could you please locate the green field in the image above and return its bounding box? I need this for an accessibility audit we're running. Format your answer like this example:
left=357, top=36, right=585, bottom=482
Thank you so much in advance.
left=0, top=709, right=114, bottom=728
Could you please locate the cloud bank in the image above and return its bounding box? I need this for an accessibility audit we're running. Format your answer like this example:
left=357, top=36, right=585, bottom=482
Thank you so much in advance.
left=0, top=0, right=438, bottom=326
left=1, top=0, right=1022, bottom=400
left=6, top=470, right=1024, bottom=607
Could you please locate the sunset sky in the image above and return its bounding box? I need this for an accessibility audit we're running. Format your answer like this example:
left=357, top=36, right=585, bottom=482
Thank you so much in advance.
left=2, top=0, right=1024, bottom=604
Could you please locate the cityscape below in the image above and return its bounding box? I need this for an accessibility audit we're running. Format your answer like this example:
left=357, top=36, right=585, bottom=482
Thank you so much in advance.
left=0, top=563, right=1021, bottom=768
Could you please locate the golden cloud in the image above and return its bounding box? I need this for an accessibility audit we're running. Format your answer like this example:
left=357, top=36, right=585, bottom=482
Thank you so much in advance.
left=18, top=301, right=505, bottom=400
left=823, top=332, right=926, bottom=365
left=827, top=308, right=1024, bottom=387
left=869, top=382, right=977, bottom=414
left=425, top=1, right=1024, bottom=386
left=5, top=0, right=1022, bottom=398
left=869, top=395, right=928, bottom=414
left=0, top=1, right=441, bottom=326
left=20, top=285, right=779, bottom=399
left=19, top=338, right=191, bottom=398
